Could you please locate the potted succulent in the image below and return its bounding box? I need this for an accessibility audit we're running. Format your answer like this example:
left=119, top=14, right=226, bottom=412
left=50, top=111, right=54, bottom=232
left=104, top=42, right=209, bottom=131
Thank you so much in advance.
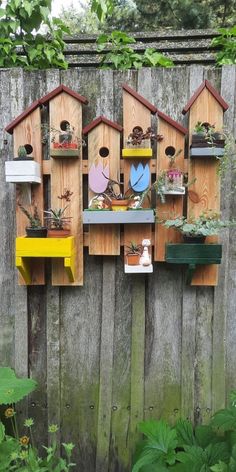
left=18, top=203, right=47, bottom=238
left=163, top=211, right=233, bottom=243
left=191, top=122, right=225, bottom=158
left=41, top=123, right=85, bottom=158
left=44, top=205, right=72, bottom=237
left=125, top=241, right=142, bottom=265
left=127, top=126, right=163, bottom=148
left=13, top=145, right=33, bottom=161
left=102, top=176, right=133, bottom=211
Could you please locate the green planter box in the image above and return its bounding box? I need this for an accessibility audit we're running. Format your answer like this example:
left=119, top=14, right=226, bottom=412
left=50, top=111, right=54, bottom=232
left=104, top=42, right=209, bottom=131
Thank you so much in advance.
left=165, top=243, right=222, bottom=283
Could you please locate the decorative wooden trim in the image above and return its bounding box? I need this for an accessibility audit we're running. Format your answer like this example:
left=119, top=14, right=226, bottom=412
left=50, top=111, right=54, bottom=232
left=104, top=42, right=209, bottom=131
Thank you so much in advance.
left=5, top=100, right=40, bottom=134
left=40, top=84, right=88, bottom=105
left=182, top=80, right=229, bottom=115
left=156, top=109, right=188, bottom=134
left=42, top=159, right=158, bottom=175
left=83, top=115, right=123, bottom=134
left=122, top=83, right=157, bottom=114
left=122, top=148, right=152, bottom=158
left=83, top=210, right=155, bottom=224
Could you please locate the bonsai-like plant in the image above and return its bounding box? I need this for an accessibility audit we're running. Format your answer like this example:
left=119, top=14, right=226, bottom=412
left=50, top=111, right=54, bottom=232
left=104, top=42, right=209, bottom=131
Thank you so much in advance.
left=127, top=126, right=163, bottom=146
left=44, top=205, right=72, bottom=230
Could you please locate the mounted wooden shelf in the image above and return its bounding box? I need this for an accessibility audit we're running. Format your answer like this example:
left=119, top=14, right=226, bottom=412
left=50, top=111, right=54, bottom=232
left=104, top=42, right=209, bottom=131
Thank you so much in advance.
left=165, top=243, right=222, bottom=284
left=190, top=147, right=225, bottom=157
left=124, top=264, right=153, bottom=273
left=5, top=161, right=41, bottom=183
left=15, top=236, right=76, bottom=285
left=122, top=148, right=152, bottom=158
left=83, top=209, right=155, bottom=224
left=50, top=148, right=80, bottom=158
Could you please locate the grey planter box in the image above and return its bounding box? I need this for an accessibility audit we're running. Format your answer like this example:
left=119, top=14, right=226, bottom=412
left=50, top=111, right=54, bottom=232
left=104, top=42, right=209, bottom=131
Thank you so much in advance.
left=83, top=209, right=155, bottom=224
left=190, top=147, right=225, bottom=158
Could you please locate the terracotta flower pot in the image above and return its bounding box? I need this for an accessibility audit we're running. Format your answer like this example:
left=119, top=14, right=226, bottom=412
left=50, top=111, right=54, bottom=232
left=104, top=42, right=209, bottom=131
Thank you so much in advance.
left=111, top=199, right=129, bottom=211
left=126, top=253, right=140, bottom=265
left=47, top=229, right=71, bottom=238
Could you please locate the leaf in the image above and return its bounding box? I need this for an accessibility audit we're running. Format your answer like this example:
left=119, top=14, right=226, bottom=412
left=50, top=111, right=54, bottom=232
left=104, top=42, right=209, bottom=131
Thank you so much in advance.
left=0, top=422, right=5, bottom=443
left=0, top=367, right=37, bottom=404
left=210, top=461, right=228, bottom=471
left=211, top=407, right=236, bottom=432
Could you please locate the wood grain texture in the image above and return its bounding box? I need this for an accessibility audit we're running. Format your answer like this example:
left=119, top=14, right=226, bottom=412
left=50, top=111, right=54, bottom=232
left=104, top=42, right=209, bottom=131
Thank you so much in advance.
left=155, top=119, right=185, bottom=261
left=187, top=87, right=223, bottom=286
left=96, top=258, right=116, bottom=472
left=1, top=67, right=236, bottom=472
left=50, top=92, right=83, bottom=285
left=123, top=88, right=152, bottom=260
left=14, top=107, right=44, bottom=284
left=88, top=123, right=121, bottom=255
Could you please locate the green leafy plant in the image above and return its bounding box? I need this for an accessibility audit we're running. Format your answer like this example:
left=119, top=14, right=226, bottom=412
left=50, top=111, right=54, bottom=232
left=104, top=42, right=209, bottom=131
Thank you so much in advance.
left=17, top=146, right=27, bottom=159
left=0, top=368, right=76, bottom=471
left=0, top=0, right=70, bottom=69
left=162, top=211, right=234, bottom=237
left=97, top=31, right=174, bottom=70
left=91, top=0, right=114, bottom=22
left=18, top=202, right=43, bottom=229
left=44, top=205, right=72, bottom=230
left=0, top=367, right=37, bottom=405
left=132, top=393, right=236, bottom=472
left=125, top=241, right=142, bottom=255
left=211, top=26, right=236, bottom=65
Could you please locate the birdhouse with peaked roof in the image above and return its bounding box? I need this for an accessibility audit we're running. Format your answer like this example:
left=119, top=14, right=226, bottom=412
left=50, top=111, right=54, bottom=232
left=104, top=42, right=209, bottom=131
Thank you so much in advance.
left=122, top=84, right=156, bottom=273
left=5, top=100, right=42, bottom=184
left=154, top=109, right=187, bottom=262
left=182, top=79, right=229, bottom=286
left=39, top=84, right=88, bottom=286
left=40, top=84, right=88, bottom=158
left=83, top=116, right=123, bottom=256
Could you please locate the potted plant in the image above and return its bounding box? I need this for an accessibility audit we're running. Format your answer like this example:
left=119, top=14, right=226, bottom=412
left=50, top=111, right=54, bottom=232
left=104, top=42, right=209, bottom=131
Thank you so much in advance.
left=125, top=241, right=142, bottom=265
left=44, top=205, right=72, bottom=237
left=13, top=146, right=33, bottom=161
left=102, top=176, right=133, bottom=211
left=127, top=126, right=163, bottom=148
left=191, top=122, right=225, bottom=157
left=41, top=123, right=85, bottom=158
left=162, top=211, right=233, bottom=243
left=18, top=202, right=47, bottom=238
left=88, top=194, right=111, bottom=210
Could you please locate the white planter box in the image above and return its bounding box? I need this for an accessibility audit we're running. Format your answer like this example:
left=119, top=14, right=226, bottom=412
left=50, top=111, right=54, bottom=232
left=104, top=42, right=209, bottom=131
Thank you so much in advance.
left=125, top=264, right=153, bottom=273
left=5, top=161, right=41, bottom=184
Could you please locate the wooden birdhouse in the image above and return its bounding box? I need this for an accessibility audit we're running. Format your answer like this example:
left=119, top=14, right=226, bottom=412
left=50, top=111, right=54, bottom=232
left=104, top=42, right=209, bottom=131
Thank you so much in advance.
left=83, top=116, right=123, bottom=255
left=122, top=84, right=156, bottom=273
left=182, top=80, right=229, bottom=286
left=39, top=84, right=88, bottom=286
left=5, top=100, right=42, bottom=184
left=5, top=99, right=45, bottom=285
left=154, top=109, right=187, bottom=262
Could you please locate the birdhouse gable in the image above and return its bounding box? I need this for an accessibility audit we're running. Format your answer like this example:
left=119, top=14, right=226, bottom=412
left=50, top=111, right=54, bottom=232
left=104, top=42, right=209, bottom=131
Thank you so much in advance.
left=5, top=100, right=41, bottom=135
left=122, top=83, right=157, bottom=114
left=40, top=84, right=88, bottom=106
left=156, top=109, right=188, bottom=135
left=83, top=116, right=122, bottom=135
left=182, top=80, right=229, bottom=115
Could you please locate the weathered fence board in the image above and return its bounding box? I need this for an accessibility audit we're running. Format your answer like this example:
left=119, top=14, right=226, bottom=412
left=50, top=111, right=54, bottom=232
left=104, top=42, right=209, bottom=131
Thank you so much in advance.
left=1, top=65, right=236, bottom=472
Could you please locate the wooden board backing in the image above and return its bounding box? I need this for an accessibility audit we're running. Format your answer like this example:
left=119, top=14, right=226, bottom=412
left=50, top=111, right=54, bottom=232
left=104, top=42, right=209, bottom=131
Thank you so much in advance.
left=88, top=123, right=121, bottom=255
left=155, top=119, right=185, bottom=261
left=14, top=107, right=44, bottom=285
left=50, top=92, right=83, bottom=285
left=123, top=90, right=152, bottom=257
left=187, top=87, right=222, bottom=286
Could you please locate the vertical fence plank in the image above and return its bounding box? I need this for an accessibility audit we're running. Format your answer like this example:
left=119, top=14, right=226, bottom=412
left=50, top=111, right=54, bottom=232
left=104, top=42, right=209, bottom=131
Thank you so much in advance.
left=130, top=277, right=145, bottom=455
left=96, top=258, right=116, bottom=472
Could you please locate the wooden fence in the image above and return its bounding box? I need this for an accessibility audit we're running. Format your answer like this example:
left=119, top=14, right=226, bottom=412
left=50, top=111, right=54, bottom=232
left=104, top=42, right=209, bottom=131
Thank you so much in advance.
left=0, top=64, right=236, bottom=472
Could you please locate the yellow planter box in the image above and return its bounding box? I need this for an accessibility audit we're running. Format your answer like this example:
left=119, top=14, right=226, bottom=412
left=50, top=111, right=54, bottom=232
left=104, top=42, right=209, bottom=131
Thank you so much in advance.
left=15, top=236, right=76, bottom=284
left=122, top=148, right=152, bottom=158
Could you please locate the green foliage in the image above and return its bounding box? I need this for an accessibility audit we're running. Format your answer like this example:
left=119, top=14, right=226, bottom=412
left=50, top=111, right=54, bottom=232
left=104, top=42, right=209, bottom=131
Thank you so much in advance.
left=211, top=26, right=236, bottom=65
left=0, top=367, right=37, bottom=404
left=163, top=212, right=235, bottom=237
left=91, top=0, right=114, bottom=22
left=0, top=0, right=70, bottom=69
left=44, top=206, right=72, bottom=230
left=0, top=368, right=76, bottom=471
left=97, top=30, right=174, bottom=69
left=131, top=403, right=236, bottom=472
left=18, top=203, right=43, bottom=228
